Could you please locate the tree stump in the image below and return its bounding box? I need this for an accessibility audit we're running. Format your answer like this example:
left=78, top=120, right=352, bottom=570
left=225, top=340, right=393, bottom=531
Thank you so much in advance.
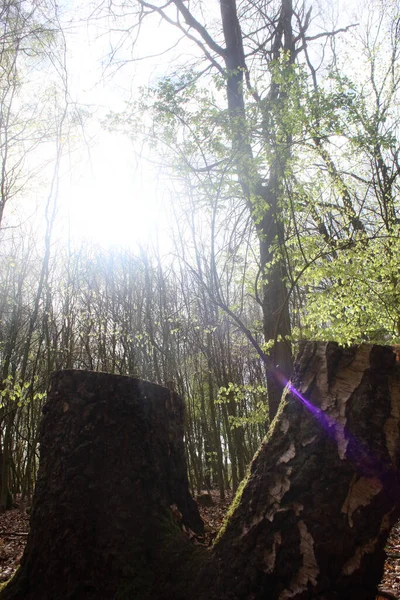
left=198, top=342, right=400, bottom=599
left=0, top=370, right=203, bottom=600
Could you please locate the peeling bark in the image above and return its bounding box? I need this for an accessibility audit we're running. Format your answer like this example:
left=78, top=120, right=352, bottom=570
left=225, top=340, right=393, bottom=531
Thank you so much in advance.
left=197, top=342, right=400, bottom=599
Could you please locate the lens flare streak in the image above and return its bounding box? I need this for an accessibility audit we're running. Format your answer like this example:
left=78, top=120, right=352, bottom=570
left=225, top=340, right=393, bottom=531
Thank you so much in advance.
left=284, top=379, right=400, bottom=500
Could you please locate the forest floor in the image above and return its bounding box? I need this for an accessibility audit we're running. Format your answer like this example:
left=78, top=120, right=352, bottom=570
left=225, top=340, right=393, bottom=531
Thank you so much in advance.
left=0, top=493, right=399, bottom=598
left=0, top=506, right=29, bottom=583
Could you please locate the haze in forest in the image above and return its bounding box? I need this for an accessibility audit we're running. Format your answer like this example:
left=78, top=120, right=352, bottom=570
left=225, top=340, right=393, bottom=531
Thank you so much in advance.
left=0, top=0, right=399, bottom=587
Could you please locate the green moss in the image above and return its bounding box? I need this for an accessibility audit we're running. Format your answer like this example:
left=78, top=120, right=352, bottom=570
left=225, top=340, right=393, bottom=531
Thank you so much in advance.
left=212, top=393, right=292, bottom=549
left=156, top=514, right=209, bottom=599
left=115, top=547, right=154, bottom=600
left=115, top=512, right=208, bottom=600
left=0, top=567, right=21, bottom=598
left=213, top=474, right=249, bottom=546
left=265, top=390, right=290, bottom=439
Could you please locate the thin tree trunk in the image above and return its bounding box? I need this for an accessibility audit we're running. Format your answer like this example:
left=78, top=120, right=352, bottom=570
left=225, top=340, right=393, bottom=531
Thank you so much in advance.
left=207, top=336, right=225, bottom=499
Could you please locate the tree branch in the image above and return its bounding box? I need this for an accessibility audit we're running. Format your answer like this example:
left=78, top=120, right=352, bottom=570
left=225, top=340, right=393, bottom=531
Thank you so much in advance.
left=172, top=0, right=227, bottom=57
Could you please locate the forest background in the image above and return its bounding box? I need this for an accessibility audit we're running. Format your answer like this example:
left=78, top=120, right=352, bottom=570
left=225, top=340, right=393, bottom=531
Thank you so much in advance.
left=0, top=0, right=399, bottom=511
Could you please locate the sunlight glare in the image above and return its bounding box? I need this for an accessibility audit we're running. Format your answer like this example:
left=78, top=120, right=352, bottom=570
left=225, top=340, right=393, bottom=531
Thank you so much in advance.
left=62, top=133, right=166, bottom=249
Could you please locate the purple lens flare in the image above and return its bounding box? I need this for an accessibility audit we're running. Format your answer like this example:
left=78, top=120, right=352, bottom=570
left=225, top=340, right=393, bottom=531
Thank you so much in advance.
left=279, top=374, right=400, bottom=502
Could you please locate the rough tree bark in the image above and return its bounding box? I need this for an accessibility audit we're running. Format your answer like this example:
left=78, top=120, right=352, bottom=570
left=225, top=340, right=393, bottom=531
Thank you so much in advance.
left=2, top=342, right=400, bottom=600
left=197, top=342, right=400, bottom=599
left=0, top=370, right=203, bottom=600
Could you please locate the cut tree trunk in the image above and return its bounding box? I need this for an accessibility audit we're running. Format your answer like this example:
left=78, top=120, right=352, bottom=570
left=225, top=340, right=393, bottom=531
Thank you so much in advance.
left=0, top=370, right=203, bottom=600
left=197, top=342, right=400, bottom=599
left=1, top=342, right=400, bottom=600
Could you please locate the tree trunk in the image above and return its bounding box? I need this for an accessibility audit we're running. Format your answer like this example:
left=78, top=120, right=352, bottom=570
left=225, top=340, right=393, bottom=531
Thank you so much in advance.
left=197, top=342, right=400, bottom=599
left=0, top=370, right=203, bottom=600
left=0, top=443, right=12, bottom=514
left=219, top=0, right=294, bottom=418
left=2, top=342, right=400, bottom=600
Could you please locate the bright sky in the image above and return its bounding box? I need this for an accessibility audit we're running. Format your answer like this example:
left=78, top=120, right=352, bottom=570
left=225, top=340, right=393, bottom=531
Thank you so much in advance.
left=61, top=135, right=159, bottom=247
left=53, top=0, right=364, bottom=251
left=54, top=0, right=185, bottom=251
